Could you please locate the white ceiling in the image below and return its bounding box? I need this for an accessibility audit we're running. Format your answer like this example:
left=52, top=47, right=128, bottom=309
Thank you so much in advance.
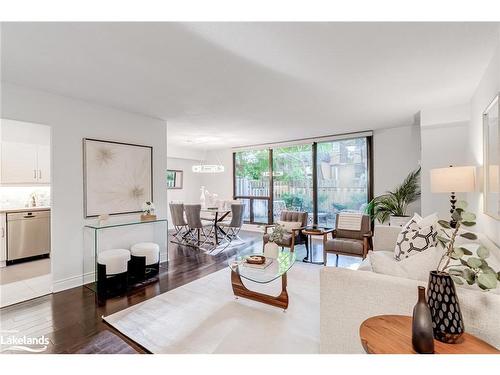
left=1, top=22, right=499, bottom=149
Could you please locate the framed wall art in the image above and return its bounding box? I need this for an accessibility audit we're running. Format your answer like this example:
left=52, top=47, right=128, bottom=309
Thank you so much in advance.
left=83, top=138, right=153, bottom=218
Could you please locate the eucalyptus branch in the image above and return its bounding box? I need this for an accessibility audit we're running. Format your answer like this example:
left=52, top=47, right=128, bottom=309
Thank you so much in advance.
left=435, top=200, right=499, bottom=291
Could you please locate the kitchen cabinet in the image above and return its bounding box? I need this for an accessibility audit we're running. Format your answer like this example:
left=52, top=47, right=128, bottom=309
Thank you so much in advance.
left=37, top=145, right=51, bottom=183
left=0, top=141, right=50, bottom=184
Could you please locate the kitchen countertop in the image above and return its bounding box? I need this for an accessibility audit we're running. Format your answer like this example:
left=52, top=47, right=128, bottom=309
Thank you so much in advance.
left=0, top=206, right=51, bottom=214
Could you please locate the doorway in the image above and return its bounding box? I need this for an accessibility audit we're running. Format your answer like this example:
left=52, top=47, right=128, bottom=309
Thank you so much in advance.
left=0, top=119, right=52, bottom=307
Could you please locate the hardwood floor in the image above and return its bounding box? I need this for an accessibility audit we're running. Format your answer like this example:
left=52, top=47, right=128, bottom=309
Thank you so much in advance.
left=0, top=231, right=359, bottom=354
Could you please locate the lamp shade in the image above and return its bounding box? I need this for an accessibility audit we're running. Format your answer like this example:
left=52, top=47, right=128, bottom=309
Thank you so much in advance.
left=430, top=166, right=476, bottom=193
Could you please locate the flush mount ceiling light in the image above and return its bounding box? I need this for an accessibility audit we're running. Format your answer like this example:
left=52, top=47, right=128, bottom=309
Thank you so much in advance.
left=192, top=164, right=225, bottom=173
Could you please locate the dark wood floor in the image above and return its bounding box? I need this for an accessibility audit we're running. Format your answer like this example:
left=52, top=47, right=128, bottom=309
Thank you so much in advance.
left=0, top=231, right=358, bottom=354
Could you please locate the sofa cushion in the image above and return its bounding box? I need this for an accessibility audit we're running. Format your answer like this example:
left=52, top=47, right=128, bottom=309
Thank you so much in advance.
left=325, top=238, right=363, bottom=255
left=370, top=247, right=443, bottom=281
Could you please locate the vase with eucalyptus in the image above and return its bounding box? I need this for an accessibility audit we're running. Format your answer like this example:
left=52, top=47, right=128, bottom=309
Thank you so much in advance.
left=429, top=200, right=499, bottom=343
left=264, top=224, right=286, bottom=259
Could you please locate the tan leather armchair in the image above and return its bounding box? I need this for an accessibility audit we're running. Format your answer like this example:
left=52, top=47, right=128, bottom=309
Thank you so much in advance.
left=323, top=213, right=372, bottom=266
left=263, top=210, right=309, bottom=253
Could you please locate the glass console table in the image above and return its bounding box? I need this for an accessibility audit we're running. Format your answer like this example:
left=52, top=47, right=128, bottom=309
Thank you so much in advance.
left=84, top=218, right=168, bottom=292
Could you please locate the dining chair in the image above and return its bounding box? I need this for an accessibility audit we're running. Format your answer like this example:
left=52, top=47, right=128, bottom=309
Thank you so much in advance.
left=169, top=203, right=189, bottom=244
left=184, top=204, right=214, bottom=248
left=219, top=203, right=245, bottom=245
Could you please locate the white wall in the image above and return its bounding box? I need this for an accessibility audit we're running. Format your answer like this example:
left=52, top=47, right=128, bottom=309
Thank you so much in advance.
left=1, top=83, right=168, bottom=291
left=166, top=157, right=202, bottom=227
left=419, top=105, right=470, bottom=220
left=468, top=36, right=500, bottom=245
left=373, top=123, right=421, bottom=217
left=200, top=149, right=234, bottom=201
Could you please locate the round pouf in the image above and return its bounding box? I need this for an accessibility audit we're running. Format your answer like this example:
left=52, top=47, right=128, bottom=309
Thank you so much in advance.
left=130, top=242, right=160, bottom=281
left=130, top=242, right=160, bottom=265
left=97, top=249, right=131, bottom=298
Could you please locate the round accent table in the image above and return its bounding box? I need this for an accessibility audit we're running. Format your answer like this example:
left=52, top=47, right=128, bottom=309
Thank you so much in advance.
left=359, top=315, right=499, bottom=354
left=301, top=227, right=334, bottom=265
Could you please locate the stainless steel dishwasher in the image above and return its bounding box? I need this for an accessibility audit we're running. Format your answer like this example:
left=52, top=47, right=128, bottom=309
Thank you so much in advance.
left=7, top=210, right=51, bottom=262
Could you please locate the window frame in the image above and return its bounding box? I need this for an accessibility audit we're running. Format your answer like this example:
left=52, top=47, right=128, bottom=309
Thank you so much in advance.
left=232, top=135, right=373, bottom=226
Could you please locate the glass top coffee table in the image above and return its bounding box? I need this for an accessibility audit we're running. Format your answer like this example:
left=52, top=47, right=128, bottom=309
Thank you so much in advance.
left=229, top=251, right=296, bottom=310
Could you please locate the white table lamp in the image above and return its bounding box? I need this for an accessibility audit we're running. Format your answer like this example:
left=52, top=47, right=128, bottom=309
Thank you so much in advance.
left=430, top=165, right=476, bottom=227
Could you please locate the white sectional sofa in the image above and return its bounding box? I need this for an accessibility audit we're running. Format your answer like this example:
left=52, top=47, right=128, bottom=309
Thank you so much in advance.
left=320, top=225, right=500, bottom=353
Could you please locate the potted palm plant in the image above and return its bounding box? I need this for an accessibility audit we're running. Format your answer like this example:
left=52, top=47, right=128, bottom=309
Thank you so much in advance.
left=366, top=167, right=421, bottom=226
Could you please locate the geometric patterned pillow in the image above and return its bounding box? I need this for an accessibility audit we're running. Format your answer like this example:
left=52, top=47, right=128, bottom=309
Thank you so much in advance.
left=394, top=221, right=438, bottom=261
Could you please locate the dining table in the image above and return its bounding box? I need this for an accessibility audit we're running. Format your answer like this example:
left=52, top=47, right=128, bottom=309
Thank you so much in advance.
left=200, top=208, right=231, bottom=245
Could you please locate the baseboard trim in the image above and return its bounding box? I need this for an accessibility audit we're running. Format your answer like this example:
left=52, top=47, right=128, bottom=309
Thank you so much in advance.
left=53, top=274, right=86, bottom=292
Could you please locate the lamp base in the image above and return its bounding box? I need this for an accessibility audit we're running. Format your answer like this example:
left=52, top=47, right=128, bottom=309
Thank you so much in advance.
left=449, top=192, right=457, bottom=228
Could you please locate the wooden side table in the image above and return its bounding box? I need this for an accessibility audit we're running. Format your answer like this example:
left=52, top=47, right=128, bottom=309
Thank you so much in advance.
left=359, top=315, right=499, bottom=354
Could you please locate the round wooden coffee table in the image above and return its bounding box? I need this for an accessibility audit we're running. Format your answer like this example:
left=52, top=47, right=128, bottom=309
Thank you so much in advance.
left=359, top=315, right=499, bottom=354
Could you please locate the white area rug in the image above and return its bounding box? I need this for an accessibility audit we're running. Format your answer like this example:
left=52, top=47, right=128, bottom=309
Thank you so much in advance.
left=104, top=263, right=320, bottom=353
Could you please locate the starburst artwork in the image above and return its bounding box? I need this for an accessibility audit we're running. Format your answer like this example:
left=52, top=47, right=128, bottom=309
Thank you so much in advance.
left=83, top=138, right=153, bottom=217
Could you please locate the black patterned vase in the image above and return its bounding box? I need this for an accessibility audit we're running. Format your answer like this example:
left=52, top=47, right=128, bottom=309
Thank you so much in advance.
left=427, top=271, right=464, bottom=343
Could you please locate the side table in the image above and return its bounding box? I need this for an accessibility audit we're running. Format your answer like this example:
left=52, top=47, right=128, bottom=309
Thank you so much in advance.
left=359, top=315, right=499, bottom=354
left=301, top=227, right=333, bottom=265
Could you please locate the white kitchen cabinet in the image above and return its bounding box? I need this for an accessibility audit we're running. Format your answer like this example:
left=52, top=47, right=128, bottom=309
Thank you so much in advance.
left=37, top=145, right=51, bottom=183
left=0, top=213, right=6, bottom=266
left=0, top=141, right=50, bottom=184
left=1, top=141, right=38, bottom=183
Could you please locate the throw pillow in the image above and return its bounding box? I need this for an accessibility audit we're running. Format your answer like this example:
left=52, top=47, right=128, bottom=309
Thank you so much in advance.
left=394, top=223, right=438, bottom=261
left=276, top=220, right=302, bottom=233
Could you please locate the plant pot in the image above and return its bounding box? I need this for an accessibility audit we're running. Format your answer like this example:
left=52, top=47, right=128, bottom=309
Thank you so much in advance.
left=389, top=215, right=410, bottom=227
left=427, top=271, right=464, bottom=344
left=264, top=241, right=280, bottom=259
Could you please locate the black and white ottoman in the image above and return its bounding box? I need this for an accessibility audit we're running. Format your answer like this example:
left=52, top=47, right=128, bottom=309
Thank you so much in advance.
left=129, top=242, right=160, bottom=281
left=97, top=249, right=131, bottom=298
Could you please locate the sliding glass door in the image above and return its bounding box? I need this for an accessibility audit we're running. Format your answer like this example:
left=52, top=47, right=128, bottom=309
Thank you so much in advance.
left=233, top=135, right=371, bottom=226
left=234, top=149, right=271, bottom=224
left=316, top=138, right=369, bottom=227
left=272, top=144, right=313, bottom=222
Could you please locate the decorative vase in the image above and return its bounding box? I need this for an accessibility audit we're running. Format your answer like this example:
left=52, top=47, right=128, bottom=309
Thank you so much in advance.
left=412, top=286, right=434, bottom=354
left=264, top=242, right=280, bottom=259
left=427, top=270, right=464, bottom=344
left=200, top=186, right=207, bottom=208
left=389, top=215, right=410, bottom=227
